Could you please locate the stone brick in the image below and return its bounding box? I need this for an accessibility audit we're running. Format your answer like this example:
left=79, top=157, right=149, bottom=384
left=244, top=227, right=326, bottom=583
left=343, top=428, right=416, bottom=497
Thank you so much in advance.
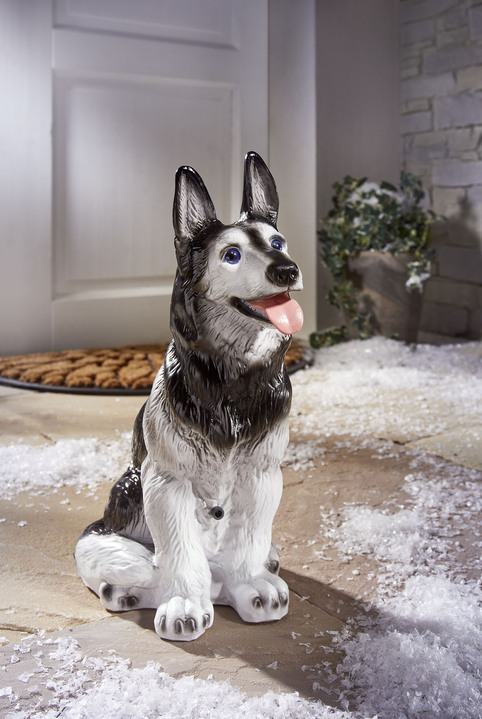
left=402, top=19, right=435, bottom=46
left=467, top=184, right=482, bottom=208
left=402, top=42, right=430, bottom=61
left=413, top=130, right=449, bottom=146
left=431, top=213, right=482, bottom=248
left=432, top=186, right=466, bottom=216
left=437, top=27, right=470, bottom=46
left=423, top=276, right=480, bottom=307
left=404, top=98, right=431, bottom=112
left=402, top=65, right=422, bottom=81
left=419, top=300, right=469, bottom=335
left=466, top=185, right=482, bottom=241
left=407, top=131, right=448, bottom=162
left=401, top=0, right=460, bottom=24
left=405, top=143, right=447, bottom=162
left=448, top=128, right=482, bottom=153
left=402, top=54, right=422, bottom=71
left=469, top=4, right=482, bottom=38
left=403, top=136, right=413, bottom=156
left=437, top=245, right=482, bottom=281
left=423, top=44, right=482, bottom=74
left=433, top=160, right=482, bottom=186
left=469, top=307, right=482, bottom=337
left=402, top=72, right=454, bottom=101
left=456, top=66, right=482, bottom=91
left=435, top=92, right=482, bottom=129
left=401, top=111, right=433, bottom=134
left=436, top=8, right=468, bottom=31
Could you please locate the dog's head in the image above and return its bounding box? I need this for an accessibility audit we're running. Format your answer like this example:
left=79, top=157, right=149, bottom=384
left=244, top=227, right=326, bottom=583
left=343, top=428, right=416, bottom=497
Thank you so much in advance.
left=170, top=152, right=303, bottom=360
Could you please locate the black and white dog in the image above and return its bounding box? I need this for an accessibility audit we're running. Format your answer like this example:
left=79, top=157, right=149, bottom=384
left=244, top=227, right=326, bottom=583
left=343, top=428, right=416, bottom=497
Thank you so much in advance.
left=75, top=152, right=303, bottom=641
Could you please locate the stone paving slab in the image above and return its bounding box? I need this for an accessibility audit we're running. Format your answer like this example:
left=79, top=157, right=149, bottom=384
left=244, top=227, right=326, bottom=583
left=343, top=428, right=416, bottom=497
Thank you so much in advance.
left=406, top=423, right=482, bottom=470
left=1, top=381, right=481, bottom=712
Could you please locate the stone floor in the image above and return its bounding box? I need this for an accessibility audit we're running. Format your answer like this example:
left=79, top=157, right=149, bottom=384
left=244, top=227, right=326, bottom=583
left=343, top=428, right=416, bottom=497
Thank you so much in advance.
left=0, top=361, right=481, bottom=713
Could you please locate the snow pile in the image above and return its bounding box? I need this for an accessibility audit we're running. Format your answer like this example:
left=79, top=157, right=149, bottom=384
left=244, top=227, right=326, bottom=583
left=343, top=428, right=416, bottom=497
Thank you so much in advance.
left=3, top=636, right=346, bottom=719
left=1, top=434, right=131, bottom=500
left=283, top=440, right=326, bottom=471
left=315, top=452, right=481, bottom=718
left=291, top=337, right=482, bottom=441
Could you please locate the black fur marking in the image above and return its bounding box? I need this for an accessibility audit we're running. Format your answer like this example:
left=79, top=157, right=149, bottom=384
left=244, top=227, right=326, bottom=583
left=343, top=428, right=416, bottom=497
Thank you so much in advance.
left=123, top=595, right=139, bottom=609
left=265, top=558, right=280, bottom=575
left=240, top=152, right=279, bottom=228
left=163, top=339, right=292, bottom=451
left=101, top=583, right=113, bottom=602
left=131, top=403, right=147, bottom=468
left=81, top=519, right=110, bottom=537
left=103, top=467, right=143, bottom=533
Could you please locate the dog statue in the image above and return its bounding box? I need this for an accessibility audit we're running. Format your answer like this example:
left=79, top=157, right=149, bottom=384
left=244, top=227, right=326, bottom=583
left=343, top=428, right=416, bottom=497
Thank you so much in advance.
left=75, top=151, right=303, bottom=641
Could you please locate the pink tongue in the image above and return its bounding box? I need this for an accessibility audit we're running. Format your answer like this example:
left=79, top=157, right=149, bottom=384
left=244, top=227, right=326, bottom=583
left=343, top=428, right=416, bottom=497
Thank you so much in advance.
left=249, top=293, right=304, bottom=335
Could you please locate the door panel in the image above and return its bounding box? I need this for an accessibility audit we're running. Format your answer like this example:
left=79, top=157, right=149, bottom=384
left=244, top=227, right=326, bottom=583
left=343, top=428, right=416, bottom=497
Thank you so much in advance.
left=51, top=0, right=268, bottom=349
left=54, top=0, right=238, bottom=46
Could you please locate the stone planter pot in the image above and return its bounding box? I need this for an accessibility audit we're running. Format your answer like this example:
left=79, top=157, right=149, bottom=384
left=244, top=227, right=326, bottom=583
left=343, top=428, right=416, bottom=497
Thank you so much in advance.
left=345, top=251, right=423, bottom=343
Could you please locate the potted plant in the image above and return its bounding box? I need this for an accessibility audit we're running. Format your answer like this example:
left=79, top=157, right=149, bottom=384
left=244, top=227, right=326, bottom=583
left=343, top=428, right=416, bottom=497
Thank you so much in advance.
left=311, top=172, right=441, bottom=346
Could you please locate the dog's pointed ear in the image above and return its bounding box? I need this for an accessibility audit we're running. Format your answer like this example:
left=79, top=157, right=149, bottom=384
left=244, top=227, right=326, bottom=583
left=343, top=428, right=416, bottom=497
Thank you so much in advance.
left=173, top=166, right=217, bottom=274
left=240, top=151, right=279, bottom=228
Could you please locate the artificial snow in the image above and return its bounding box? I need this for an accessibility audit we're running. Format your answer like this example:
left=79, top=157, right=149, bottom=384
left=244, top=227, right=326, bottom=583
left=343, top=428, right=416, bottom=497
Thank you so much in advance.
left=1, top=434, right=131, bottom=500
left=316, top=449, right=481, bottom=718
left=3, top=636, right=345, bottom=719
left=290, top=337, right=482, bottom=442
left=2, top=338, right=481, bottom=718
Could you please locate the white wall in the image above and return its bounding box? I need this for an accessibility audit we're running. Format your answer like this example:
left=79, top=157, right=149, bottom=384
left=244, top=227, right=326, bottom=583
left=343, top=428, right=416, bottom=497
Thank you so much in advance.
left=316, top=0, right=401, bottom=329
left=269, top=0, right=317, bottom=339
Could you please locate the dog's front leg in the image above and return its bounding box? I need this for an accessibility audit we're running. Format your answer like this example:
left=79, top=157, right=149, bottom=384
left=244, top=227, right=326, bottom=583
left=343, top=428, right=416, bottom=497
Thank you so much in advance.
left=212, top=466, right=289, bottom=624
left=142, top=459, right=214, bottom=641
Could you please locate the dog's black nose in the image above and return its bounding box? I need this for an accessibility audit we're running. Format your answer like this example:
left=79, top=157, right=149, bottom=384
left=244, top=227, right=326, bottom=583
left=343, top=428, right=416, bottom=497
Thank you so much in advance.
left=267, top=261, right=299, bottom=287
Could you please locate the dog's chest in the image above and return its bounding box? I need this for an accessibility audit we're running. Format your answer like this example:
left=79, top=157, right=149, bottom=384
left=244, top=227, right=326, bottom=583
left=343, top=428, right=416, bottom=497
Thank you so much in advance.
left=188, top=424, right=288, bottom=553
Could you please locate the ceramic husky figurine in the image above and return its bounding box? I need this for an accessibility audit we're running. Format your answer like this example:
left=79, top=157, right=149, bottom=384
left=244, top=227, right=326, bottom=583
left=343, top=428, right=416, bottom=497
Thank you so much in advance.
left=75, top=152, right=303, bottom=641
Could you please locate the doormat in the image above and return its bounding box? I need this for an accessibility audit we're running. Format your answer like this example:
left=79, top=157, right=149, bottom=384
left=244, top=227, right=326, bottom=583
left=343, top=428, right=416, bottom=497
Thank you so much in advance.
left=0, top=340, right=311, bottom=395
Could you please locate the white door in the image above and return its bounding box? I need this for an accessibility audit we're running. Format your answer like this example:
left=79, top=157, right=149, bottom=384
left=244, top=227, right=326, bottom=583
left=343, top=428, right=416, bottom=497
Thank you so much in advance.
left=1, top=0, right=317, bottom=356
left=51, top=0, right=268, bottom=349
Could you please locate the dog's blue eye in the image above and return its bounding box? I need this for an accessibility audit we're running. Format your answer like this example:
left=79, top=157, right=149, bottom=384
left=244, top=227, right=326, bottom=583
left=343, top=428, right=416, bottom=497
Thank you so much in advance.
left=223, top=248, right=241, bottom=264
left=271, top=239, right=283, bottom=251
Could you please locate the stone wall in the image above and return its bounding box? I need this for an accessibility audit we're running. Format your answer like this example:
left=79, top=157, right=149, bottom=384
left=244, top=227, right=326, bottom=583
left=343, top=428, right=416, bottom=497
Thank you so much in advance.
left=401, top=0, right=482, bottom=341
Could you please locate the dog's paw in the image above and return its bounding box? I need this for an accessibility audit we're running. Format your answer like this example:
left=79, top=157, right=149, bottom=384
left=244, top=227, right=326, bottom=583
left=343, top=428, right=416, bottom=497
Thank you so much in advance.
left=154, top=596, right=214, bottom=641
left=229, top=572, right=289, bottom=623
left=100, top=581, right=140, bottom=611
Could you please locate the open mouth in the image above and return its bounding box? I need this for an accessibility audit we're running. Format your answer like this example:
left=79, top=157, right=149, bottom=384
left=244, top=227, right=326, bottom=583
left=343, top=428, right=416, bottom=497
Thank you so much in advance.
left=233, top=292, right=304, bottom=335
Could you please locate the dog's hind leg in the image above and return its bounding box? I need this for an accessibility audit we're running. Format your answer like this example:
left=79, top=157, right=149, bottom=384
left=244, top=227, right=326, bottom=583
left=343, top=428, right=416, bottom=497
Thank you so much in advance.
left=265, top=543, right=280, bottom=575
left=74, top=526, right=162, bottom=612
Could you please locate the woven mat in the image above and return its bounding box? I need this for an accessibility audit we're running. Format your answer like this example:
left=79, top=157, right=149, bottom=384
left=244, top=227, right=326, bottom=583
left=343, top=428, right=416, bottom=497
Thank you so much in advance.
left=0, top=341, right=308, bottom=395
